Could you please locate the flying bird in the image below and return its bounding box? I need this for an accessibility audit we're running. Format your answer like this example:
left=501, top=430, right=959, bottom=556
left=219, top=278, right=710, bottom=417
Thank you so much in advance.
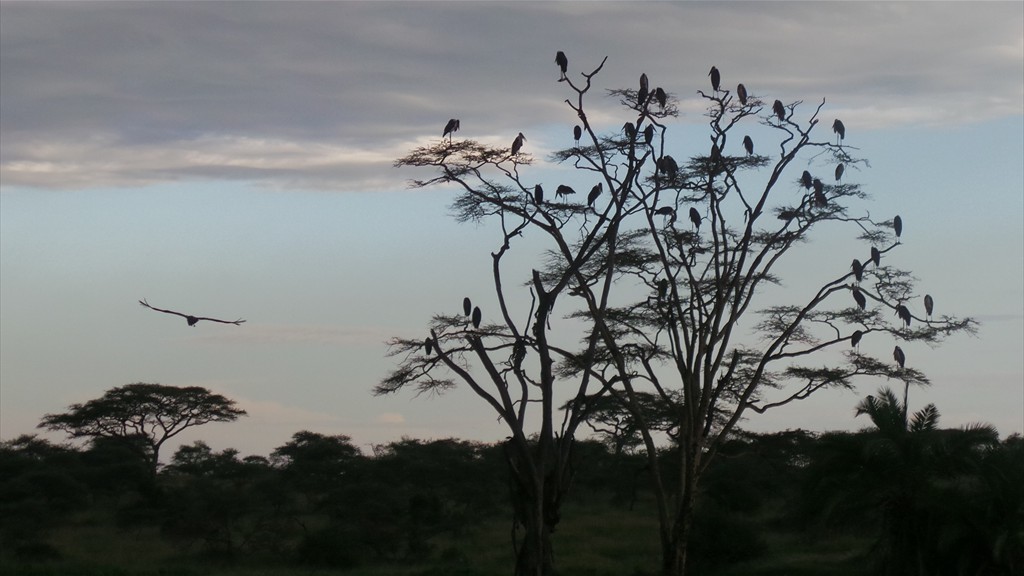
left=801, top=170, right=813, bottom=190
left=893, top=345, right=906, bottom=369
left=472, top=306, right=482, bottom=329
left=555, top=51, right=568, bottom=80
left=853, top=287, right=866, bottom=310
left=924, top=294, right=934, bottom=319
left=743, top=135, right=754, bottom=156
left=654, top=87, right=667, bottom=109
left=443, top=118, right=460, bottom=142
left=587, top=183, right=603, bottom=207
left=870, top=246, right=881, bottom=267
left=534, top=184, right=544, bottom=204
left=139, top=299, right=245, bottom=327
left=832, top=119, right=846, bottom=142
left=689, top=207, right=701, bottom=230
left=511, top=132, right=526, bottom=155
left=835, top=163, right=844, bottom=182
left=893, top=215, right=903, bottom=241
left=709, top=66, right=721, bottom=92
left=896, top=304, right=912, bottom=327
left=555, top=184, right=576, bottom=198
left=736, top=83, right=748, bottom=105
left=463, top=297, right=472, bottom=317
left=851, top=259, right=864, bottom=283
left=851, top=330, right=863, bottom=349
left=773, top=100, right=786, bottom=122
left=573, top=125, right=582, bottom=145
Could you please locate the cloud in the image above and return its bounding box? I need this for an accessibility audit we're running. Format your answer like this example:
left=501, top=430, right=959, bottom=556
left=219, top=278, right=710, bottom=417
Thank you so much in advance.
left=1, top=2, right=1021, bottom=191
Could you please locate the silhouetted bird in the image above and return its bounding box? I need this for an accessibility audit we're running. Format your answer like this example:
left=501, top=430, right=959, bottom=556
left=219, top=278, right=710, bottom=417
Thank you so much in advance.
left=743, top=135, right=754, bottom=155
left=924, top=294, right=934, bottom=319
left=588, top=183, right=602, bottom=206
left=893, top=215, right=903, bottom=241
left=659, top=155, right=678, bottom=179
left=623, top=122, right=635, bottom=140
left=511, top=132, right=526, bottom=155
left=801, top=170, right=813, bottom=190
left=534, top=184, right=544, bottom=204
left=737, top=83, right=748, bottom=105
left=555, top=184, right=576, bottom=198
left=657, top=278, right=669, bottom=301
left=711, top=143, right=722, bottom=163
left=709, top=66, right=721, bottom=92
left=644, top=124, right=655, bottom=146
left=638, top=73, right=649, bottom=106
left=654, top=206, right=675, bottom=219
left=443, top=118, right=460, bottom=142
left=555, top=51, right=568, bottom=80
left=896, top=304, right=912, bottom=327
left=813, top=179, right=827, bottom=206
left=463, top=297, right=472, bottom=317
left=472, top=306, right=482, bottom=329
left=852, top=259, right=864, bottom=282
left=853, top=287, right=866, bottom=310
left=573, top=125, right=582, bottom=145
left=870, top=247, right=881, bottom=267
left=689, top=207, right=701, bottom=230
left=139, top=299, right=245, bottom=327
left=773, top=100, right=786, bottom=122
left=851, top=330, right=863, bottom=348
left=832, top=119, right=846, bottom=142
left=654, top=87, right=667, bottom=109
left=835, top=163, right=844, bottom=182
left=424, top=337, right=433, bottom=356
left=893, top=345, right=906, bottom=368
left=778, top=209, right=798, bottom=221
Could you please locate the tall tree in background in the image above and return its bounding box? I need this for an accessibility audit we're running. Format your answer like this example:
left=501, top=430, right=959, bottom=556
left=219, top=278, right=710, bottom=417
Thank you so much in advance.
left=382, top=54, right=974, bottom=576
left=39, top=383, right=246, bottom=477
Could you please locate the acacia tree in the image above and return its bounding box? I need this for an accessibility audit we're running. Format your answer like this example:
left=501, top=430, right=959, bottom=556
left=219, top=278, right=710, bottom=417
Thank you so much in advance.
left=39, top=383, right=246, bottom=477
left=382, top=55, right=973, bottom=576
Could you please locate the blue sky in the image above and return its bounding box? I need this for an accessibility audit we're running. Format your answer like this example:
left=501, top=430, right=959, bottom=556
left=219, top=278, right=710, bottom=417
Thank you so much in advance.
left=2, top=1, right=1022, bottom=459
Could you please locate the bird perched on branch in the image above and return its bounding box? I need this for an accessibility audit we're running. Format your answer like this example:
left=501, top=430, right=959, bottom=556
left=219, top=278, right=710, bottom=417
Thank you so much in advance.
left=587, top=183, right=602, bottom=207
left=851, top=330, right=863, bottom=349
left=924, top=294, right=934, bottom=319
left=801, top=170, right=813, bottom=190
left=893, top=215, right=903, bottom=242
left=773, top=100, right=786, bottom=122
left=896, top=304, right=912, bottom=327
left=555, top=51, right=567, bottom=80
left=638, top=73, right=649, bottom=106
left=852, top=287, right=866, bottom=310
left=463, top=297, right=472, bottom=317
left=654, top=87, right=667, bottom=109
left=555, top=184, right=576, bottom=198
left=835, top=163, right=844, bottom=182
left=736, top=83, right=748, bottom=105
left=534, top=185, right=544, bottom=205
left=893, top=345, right=906, bottom=369
left=851, top=259, right=864, bottom=283
left=689, top=207, right=702, bottom=230
left=573, top=125, right=582, bottom=145
left=709, top=66, right=721, bottom=92
left=511, top=132, right=526, bottom=155
left=833, top=119, right=846, bottom=143
left=443, top=118, right=460, bottom=142
left=472, top=306, right=482, bottom=329
left=743, top=135, right=754, bottom=156
left=139, top=299, right=245, bottom=327
left=870, top=247, right=881, bottom=267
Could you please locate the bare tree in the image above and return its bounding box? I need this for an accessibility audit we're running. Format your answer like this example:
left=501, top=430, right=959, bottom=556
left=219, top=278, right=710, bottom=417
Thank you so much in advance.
left=381, top=55, right=974, bottom=576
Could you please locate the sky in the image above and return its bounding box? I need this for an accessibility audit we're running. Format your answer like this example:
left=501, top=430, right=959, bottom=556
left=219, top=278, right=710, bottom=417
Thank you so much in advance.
left=2, top=1, right=1022, bottom=461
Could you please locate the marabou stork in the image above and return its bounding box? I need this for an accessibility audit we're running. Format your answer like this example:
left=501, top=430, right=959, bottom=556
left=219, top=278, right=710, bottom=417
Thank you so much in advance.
left=689, top=207, right=701, bottom=230
left=555, top=184, right=576, bottom=198
left=773, top=100, right=786, bottom=122
left=924, top=294, right=934, bottom=319
left=463, top=297, right=472, bottom=317
left=893, top=345, right=906, bottom=369
left=743, top=135, right=754, bottom=156
left=852, top=259, right=864, bottom=283
left=709, top=66, right=721, bottom=92
left=534, top=184, right=544, bottom=204
left=443, top=118, right=460, bottom=142
left=737, top=83, right=748, bottom=105
left=555, top=51, right=568, bottom=80
left=139, top=299, right=245, bottom=327
left=472, top=306, right=482, bottom=329
left=835, top=163, right=844, bottom=182
left=511, top=132, right=526, bottom=155
left=573, top=125, right=582, bottom=145
left=853, top=287, right=866, bottom=310
left=832, top=119, right=846, bottom=143
left=893, top=215, right=903, bottom=242
left=587, top=183, right=602, bottom=207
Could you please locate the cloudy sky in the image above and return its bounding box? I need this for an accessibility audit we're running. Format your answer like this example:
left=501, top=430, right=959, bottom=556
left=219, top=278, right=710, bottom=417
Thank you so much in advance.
left=2, top=1, right=1022, bottom=459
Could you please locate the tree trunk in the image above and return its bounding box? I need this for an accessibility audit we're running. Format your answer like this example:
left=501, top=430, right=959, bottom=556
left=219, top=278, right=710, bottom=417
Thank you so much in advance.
left=505, top=441, right=562, bottom=576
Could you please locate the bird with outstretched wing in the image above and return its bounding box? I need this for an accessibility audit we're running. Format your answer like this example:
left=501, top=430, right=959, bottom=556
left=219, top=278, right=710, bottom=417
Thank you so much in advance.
left=139, top=299, right=245, bottom=326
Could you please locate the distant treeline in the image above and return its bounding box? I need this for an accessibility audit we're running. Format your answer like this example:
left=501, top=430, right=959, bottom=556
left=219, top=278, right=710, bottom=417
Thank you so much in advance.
left=1, top=428, right=1021, bottom=575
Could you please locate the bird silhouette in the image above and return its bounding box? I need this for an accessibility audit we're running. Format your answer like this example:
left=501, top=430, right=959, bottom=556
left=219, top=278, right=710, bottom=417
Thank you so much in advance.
left=801, top=170, right=813, bottom=190
left=835, top=163, right=844, bottom=182
left=139, top=299, right=245, bottom=327
left=654, top=87, right=667, bottom=109
left=689, top=207, right=701, bottom=230
left=870, top=247, right=881, bottom=267
left=896, top=304, right=912, bottom=327
left=709, top=66, right=721, bottom=92
left=555, top=184, right=576, bottom=198
left=623, top=122, right=635, bottom=140
left=893, top=345, right=906, bottom=369
left=534, top=184, right=544, bottom=205
left=851, top=330, right=863, bottom=349
left=659, top=156, right=678, bottom=179
left=743, top=135, right=754, bottom=156
left=657, top=278, right=669, bottom=301
left=773, top=100, right=786, bottom=122
left=737, top=83, right=748, bottom=105
left=644, top=124, right=655, bottom=146
left=573, top=125, right=582, bottom=145
left=443, top=118, right=460, bottom=142
left=511, top=132, right=526, bottom=155
left=587, top=183, right=602, bottom=207
left=472, top=306, right=482, bottom=329
left=555, top=51, right=568, bottom=80
left=813, top=179, right=827, bottom=206
left=654, top=206, right=675, bottom=218
left=778, top=209, right=798, bottom=221
left=924, top=294, right=934, bottom=319
left=893, top=215, right=903, bottom=242
left=853, top=287, right=866, bottom=310
left=638, top=73, right=649, bottom=106
left=463, top=297, right=472, bottom=317
left=424, top=337, right=433, bottom=356
left=832, top=119, right=846, bottom=142
left=851, top=259, right=864, bottom=283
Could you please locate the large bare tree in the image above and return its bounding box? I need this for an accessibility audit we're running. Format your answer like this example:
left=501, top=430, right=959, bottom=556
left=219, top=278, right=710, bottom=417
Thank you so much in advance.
left=381, top=55, right=974, bottom=576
